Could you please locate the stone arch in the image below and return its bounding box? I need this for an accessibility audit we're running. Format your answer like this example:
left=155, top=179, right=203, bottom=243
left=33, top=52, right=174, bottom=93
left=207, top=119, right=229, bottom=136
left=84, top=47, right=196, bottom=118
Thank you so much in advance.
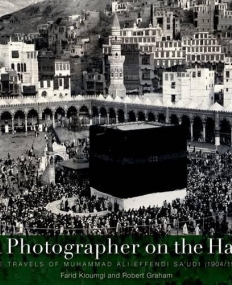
left=158, top=113, right=165, bottom=123
left=170, top=114, right=179, bottom=125
left=193, top=116, right=203, bottom=141
left=14, top=110, right=25, bottom=132
left=138, top=111, right=145, bottom=121
left=67, top=106, right=77, bottom=119
left=205, top=117, right=215, bottom=144
left=181, top=115, right=191, bottom=140
left=92, top=106, right=99, bottom=125
left=79, top=105, right=90, bottom=126
left=109, top=108, right=116, bottom=124
left=118, top=109, right=124, bottom=123
left=148, top=112, right=155, bottom=122
left=0, top=111, right=12, bottom=133
left=27, top=109, right=38, bottom=131
left=55, top=107, right=65, bottom=118
left=54, top=154, right=65, bottom=163
left=42, top=108, right=53, bottom=127
left=80, top=105, right=89, bottom=115
left=128, top=110, right=136, bottom=122
left=99, top=107, right=107, bottom=125
left=220, top=118, right=231, bottom=146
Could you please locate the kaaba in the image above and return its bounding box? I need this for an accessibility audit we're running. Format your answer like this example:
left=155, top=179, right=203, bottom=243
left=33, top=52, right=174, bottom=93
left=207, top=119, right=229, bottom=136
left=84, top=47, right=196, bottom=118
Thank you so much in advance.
left=89, top=123, right=187, bottom=199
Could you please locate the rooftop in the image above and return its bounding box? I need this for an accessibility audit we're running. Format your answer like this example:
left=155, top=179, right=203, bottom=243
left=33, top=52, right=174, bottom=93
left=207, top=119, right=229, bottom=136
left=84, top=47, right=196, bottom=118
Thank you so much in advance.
left=111, top=123, right=162, bottom=131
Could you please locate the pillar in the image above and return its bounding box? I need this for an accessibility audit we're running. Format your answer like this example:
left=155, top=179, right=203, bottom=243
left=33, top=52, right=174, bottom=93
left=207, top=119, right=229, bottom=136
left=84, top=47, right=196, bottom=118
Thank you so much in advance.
left=5, top=122, right=9, bottom=133
left=136, top=114, right=138, bottom=122
left=165, top=107, right=169, bottom=124
left=230, top=128, right=232, bottom=147
left=89, top=115, right=93, bottom=126
left=145, top=112, right=148, bottom=122
left=11, top=117, right=14, bottom=133
left=98, top=113, right=101, bottom=125
left=116, top=114, right=118, bottom=124
left=39, top=112, right=43, bottom=132
left=202, top=122, right=206, bottom=143
left=52, top=113, right=55, bottom=128
left=124, top=113, right=127, bottom=123
left=107, top=112, right=110, bottom=125
left=190, top=119, right=194, bottom=141
left=215, top=112, right=220, bottom=146
left=25, top=116, right=28, bottom=133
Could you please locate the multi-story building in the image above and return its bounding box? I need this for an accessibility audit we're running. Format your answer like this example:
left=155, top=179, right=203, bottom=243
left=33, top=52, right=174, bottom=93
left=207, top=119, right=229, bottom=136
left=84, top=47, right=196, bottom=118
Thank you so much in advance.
left=38, top=50, right=55, bottom=81
left=103, top=22, right=163, bottom=95
left=182, top=32, right=225, bottom=83
left=194, top=0, right=232, bottom=32
left=83, top=72, right=106, bottom=95
left=193, top=0, right=216, bottom=32
left=0, top=67, right=20, bottom=97
left=178, top=0, right=193, bottom=10
left=38, top=59, right=71, bottom=99
left=223, top=64, right=232, bottom=107
left=0, top=40, right=39, bottom=96
left=162, top=68, right=215, bottom=105
left=183, top=32, right=224, bottom=63
left=151, top=7, right=181, bottom=40
left=153, top=40, right=185, bottom=68
left=216, top=3, right=232, bottom=31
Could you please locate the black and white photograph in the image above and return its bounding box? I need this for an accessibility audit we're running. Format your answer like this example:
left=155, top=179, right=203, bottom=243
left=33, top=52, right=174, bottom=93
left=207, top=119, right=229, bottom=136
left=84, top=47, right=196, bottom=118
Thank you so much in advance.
left=0, top=0, right=231, bottom=240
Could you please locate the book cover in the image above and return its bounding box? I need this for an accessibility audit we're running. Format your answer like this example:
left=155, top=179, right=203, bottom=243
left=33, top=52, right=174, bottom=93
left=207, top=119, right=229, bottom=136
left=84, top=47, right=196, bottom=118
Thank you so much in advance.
left=0, top=0, right=232, bottom=285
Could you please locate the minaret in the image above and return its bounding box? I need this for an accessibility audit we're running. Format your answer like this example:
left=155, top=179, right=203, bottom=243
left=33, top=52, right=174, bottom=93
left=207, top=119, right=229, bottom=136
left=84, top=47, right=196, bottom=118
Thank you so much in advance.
left=108, top=13, right=126, bottom=98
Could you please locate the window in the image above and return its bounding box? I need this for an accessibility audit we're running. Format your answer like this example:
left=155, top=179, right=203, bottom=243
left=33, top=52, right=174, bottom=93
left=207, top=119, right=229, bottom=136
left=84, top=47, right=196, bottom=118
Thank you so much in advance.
left=198, top=71, right=201, bottom=77
left=192, top=72, right=196, bottom=78
left=142, top=56, right=150, bottom=65
left=54, top=78, right=59, bottom=90
left=226, top=71, right=230, bottom=78
left=142, top=70, right=150, bottom=80
left=47, top=80, right=50, bottom=88
left=226, top=88, right=229, bottom=92
left=165, top=74, right=168, bottom=80
left=21, top=63, right=24, bottom=72
left=59, top=79, right=62, bottom=86
left=42, top=91, right=47, bottom=97
left=12, top=51, right=19, bottom=58
left=17, top=63, right=20, bottom=72
left=171, top=95, right=176, bottom=103
left=24, top=63, right=26, bottom=72
left=40, top=81, right=44, bottom=88
left=11, top=63, right=14, bottom=70
left=171, top=82, right=175, bottom=89
left=64, top=77, right=69, bottom=89
left=167, top=25, right=170, bottom=30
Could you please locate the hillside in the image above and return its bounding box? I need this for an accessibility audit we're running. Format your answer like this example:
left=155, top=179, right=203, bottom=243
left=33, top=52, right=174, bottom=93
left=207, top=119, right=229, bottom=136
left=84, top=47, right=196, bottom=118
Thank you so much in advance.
left=0, top=0, right=44, bottom=17
left=0, top=0, right=109, bottom=34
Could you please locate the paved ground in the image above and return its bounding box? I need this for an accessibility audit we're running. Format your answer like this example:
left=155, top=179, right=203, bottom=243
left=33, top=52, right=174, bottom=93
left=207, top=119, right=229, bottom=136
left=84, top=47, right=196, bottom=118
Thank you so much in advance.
left=0, top=132, right=47, bottom=160
left=188, top=141, right=231, bottom=154
left=55, top=127, right=89, bottom=142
